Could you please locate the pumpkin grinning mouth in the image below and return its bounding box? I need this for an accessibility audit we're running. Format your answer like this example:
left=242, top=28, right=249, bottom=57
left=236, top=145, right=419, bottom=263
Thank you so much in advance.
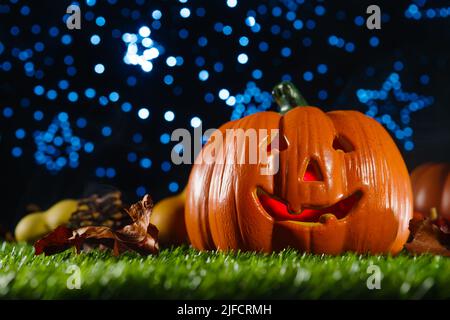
left=256, top=188, right=362, bottom=223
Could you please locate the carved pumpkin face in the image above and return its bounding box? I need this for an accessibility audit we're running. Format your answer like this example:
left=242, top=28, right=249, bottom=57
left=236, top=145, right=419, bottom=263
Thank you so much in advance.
left=185, top=82, right=412, bottom=254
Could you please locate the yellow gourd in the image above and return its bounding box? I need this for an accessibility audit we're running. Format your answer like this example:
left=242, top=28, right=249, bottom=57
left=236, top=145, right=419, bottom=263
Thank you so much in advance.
left=150, top=188, right=189, bottom=246
left=15, top=199, right=78, bottom=243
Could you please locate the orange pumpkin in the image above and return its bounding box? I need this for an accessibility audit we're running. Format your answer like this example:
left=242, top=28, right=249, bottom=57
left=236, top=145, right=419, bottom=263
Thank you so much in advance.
left=410, top=162, right=450, bottom=220
left=185, top=81, right=412, bottom=254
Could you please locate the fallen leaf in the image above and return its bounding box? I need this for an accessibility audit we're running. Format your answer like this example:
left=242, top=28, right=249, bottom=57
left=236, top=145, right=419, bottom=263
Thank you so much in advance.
left=34, top=225, right=80, bottom=255
left=34, top=194, right=159, bottom=256
left=405, top=218, right=450, bottom=257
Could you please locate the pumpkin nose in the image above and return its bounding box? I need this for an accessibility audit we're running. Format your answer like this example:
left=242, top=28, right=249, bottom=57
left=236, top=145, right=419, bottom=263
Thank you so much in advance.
left=303, top=159, right=323, bottom=182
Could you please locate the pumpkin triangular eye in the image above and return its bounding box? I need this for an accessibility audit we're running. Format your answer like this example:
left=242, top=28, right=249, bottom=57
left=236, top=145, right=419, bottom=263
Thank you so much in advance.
left=333, top=135, right=354, bottom=153
left=303, top=159, right=323, bottom=181
left=266, top=133, right=289, bottom=153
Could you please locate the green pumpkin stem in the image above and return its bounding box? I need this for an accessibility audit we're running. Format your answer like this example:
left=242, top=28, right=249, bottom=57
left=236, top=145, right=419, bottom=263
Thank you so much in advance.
left=272, top=81, right=308, bottom=114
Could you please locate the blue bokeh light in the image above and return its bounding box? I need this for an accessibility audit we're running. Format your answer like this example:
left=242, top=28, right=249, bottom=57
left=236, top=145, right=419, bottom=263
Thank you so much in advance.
left=180, top=8, right=190, bottom=18
left=160, top=133, right=170, bottom=144
left=94, top=64, right=105, bottom=74
left=168, top=182, right=179, bottom=193
left=90, top=35, right=101, bottom=45
left=96, top=16, right=106, bottom=27
left=138, top=108, right=150, bottom=119
left=237, top=53, right=248, bottom=64
left=121, top=102, right=132, bottom=112
left=164, top=111, right=175, bottom=122
left=140, top=157, right=152, bottom=168
left=198, top=70, right=209, bottom=81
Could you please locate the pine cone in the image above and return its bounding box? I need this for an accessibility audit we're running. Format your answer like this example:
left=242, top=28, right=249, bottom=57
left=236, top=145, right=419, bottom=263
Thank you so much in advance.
left=67, top=191, right=132, bottom=230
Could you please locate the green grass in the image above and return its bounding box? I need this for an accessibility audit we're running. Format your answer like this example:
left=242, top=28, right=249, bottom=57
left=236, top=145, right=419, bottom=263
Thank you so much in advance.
left=0, top=241, right=449, bottom=299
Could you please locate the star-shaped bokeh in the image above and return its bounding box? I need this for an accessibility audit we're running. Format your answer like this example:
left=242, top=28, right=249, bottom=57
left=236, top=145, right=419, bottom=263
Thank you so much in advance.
left=356, top=72, right=434, bottom=151
left=33, top=112, right=93, bottom=172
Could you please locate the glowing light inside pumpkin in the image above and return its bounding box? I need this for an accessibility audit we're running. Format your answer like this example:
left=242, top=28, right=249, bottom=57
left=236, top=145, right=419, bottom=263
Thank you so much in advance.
left=258, top=190, right=361, bottom=223
left=303, top=160, right=323, bottom=181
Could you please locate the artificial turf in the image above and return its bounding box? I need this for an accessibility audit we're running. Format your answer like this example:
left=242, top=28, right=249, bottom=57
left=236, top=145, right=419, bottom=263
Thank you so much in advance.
left=0, top=241, right=449, bottom=299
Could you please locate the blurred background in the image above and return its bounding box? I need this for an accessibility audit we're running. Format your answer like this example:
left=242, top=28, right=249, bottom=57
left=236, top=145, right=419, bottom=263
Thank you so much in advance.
left=0, top=0, right=449, bottom=229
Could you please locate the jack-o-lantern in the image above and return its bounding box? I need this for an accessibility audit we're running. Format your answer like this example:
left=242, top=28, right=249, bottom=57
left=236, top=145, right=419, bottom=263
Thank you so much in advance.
left=410, top=162, right=450, bottom=219
left=185, top=81, right=412, bottom=254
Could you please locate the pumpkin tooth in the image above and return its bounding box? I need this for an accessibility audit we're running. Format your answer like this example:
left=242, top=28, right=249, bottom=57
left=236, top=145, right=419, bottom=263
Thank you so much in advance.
left=319, top=214, right=337, bottom=224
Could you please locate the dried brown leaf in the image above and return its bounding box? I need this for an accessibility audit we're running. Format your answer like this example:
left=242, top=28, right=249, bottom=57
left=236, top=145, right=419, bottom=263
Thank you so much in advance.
left=405, top=218, right=450, bottom=257
left=34, top=194, right=159, bottom=256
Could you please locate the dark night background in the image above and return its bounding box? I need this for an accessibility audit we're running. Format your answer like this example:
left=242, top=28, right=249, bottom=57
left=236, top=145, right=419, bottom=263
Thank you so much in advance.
left=0, top=0, right=449, bottom=230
